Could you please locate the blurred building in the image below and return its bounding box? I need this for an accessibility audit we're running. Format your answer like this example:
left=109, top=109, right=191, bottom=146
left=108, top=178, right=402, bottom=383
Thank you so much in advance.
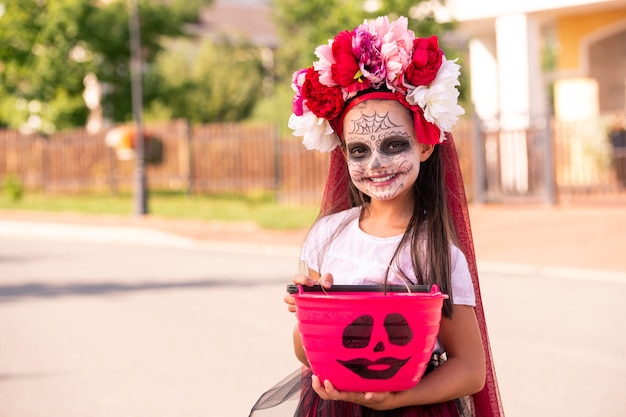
left=191, top=0, right=626, bottom=127
left=184, top=0, right=277, bottom=95
left=445, top=0, right=626, bottom=128
left=444, top=0, right=626, bottom=198
left=185, top=0, right=277, bottom=48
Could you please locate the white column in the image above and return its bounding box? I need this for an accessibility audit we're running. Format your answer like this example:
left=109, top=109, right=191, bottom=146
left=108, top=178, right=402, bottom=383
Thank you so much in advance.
left=495, top=14, right=527, bottom=129
left=468, top=36, right=500, bottom=130
left=494, top=12, right=546, bottom=124
left=525, top=16, right=546, bottom=122
left=495, top=13, right=546, bottom=193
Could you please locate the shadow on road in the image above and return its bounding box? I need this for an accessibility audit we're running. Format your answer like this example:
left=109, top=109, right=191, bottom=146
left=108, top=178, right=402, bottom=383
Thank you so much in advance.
left=0, top=277, right=289, bottom=302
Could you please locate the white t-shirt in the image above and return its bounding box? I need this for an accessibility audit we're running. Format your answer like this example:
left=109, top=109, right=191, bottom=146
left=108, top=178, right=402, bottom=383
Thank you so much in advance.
left=301, top=207, right=476, bottom=306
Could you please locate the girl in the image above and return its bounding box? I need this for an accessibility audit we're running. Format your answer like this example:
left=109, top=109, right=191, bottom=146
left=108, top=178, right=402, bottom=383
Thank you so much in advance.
left=250, top=16, right=503, bottom=417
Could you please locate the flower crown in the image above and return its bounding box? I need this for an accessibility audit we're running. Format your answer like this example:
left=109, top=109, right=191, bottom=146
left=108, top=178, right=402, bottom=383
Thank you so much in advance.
left=288, top=15, right=465, bottom=152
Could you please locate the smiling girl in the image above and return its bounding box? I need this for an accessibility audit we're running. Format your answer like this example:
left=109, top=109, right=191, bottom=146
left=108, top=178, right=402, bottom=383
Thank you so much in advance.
left=249, top=15, right=504, bottom=417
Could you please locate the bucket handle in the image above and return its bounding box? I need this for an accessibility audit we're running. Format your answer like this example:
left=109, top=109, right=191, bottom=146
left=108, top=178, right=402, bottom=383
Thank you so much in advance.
left=286, top=284, right=439, bottom=294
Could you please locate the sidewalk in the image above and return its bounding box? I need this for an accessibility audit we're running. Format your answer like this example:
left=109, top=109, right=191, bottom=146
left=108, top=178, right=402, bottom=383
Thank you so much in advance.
left=2, top=203, right=625, bottom=273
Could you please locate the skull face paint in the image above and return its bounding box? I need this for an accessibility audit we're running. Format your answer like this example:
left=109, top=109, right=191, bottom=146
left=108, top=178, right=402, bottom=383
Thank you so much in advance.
left=342, top=100, right=422, bottom=201
left=337, top=313, right=414, bottom=380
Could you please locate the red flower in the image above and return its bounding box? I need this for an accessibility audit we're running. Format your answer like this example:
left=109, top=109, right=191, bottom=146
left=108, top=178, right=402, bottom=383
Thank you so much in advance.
left=302, top=67, right=344, bottom=119
left=331, top=30, right=370, bottom=93
left=404, top=36, right=443, bottom=87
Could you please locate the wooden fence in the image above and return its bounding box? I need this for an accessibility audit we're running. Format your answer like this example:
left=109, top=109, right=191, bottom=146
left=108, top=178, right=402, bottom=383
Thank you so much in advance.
left=476, top=117, right=626, bottom=204
left=0, top=120, right=339, bottom=205
left=1, top=118, right=624, bottom=205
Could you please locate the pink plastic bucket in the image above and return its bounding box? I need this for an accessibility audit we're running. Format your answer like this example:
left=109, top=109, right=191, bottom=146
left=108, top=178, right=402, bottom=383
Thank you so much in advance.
left=291, top=284, right=448, bottom=392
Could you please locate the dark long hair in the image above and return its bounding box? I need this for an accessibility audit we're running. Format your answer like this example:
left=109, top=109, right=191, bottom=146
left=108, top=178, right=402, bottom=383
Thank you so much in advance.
left=312, top=146, right=457, bottom=318
left=342, top=144, right=456, bottom=316
left=312, top=97, right=458, bottom=317
left=388, top=145, right=457, bottom=317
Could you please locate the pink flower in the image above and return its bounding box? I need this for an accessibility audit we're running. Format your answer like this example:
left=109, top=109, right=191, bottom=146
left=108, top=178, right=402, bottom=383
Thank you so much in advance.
left=373, top=16, right=415, bottom=90
left=353, top=24, right=385, bottom=87
left=291, top=68, right=308, bottom=116
left=289, top=16, right=464, bottom=152
left=313, top=42, right=336, bottom=87
left=404, top=36, right=443, bottom=87
left=331, top=30, right=370, bottom=93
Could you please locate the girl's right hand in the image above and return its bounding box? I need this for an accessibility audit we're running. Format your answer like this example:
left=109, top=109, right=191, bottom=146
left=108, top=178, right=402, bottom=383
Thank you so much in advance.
left=284, top=272, right=334, bottom=313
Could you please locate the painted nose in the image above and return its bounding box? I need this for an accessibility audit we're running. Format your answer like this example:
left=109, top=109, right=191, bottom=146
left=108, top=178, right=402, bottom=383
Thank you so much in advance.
left=373, top=341, right=385, bottom=352
left=370, top=156, right=382, bottom=169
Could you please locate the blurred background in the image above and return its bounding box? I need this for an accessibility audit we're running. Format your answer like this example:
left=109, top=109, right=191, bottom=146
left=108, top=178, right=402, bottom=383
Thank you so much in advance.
left=1, top=1, right=625, bottom=416
left=1, top=0, right=625, bottom=215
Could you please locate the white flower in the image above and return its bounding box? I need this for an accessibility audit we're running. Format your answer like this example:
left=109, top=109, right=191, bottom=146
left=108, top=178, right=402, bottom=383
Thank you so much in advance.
left=406, top=57, right=465, bottom=141
left=288, top=111, right=340, bottom=152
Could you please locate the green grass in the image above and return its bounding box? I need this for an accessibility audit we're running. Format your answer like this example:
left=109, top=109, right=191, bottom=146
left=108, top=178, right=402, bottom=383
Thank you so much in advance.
left=0, top=190, right=320, bottom=230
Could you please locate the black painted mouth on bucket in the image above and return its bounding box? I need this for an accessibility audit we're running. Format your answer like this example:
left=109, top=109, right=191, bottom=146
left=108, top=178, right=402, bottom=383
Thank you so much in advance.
left=337, top=356, right=411, bottom=380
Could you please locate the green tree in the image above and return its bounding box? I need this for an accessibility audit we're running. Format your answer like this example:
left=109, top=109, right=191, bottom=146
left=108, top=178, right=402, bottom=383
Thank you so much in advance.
left=0, top=0, right=96, bottom=131
left=0, top=0, right=212, bottom=132
left=82, top=0, right=214, bottom=124
left=145, top=37, right=264, bottom=124
left=271, top=0, right=455, bottom=83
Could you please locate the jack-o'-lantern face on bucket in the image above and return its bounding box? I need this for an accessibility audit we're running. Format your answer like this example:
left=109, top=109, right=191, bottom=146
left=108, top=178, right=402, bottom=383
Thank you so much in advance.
left=337, top=313, right=413, bottom=380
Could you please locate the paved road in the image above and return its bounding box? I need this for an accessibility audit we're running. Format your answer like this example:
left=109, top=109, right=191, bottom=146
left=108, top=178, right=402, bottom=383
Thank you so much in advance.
left=1, top=229, right=625, bottom=416
left=0, top=237, right=301, bottom=417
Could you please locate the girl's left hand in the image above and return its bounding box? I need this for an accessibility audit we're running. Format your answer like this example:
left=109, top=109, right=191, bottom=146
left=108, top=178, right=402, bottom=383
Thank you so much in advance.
left=311, top=375, right=396, bottom=411
left=285, top=272, right=333, bottom=313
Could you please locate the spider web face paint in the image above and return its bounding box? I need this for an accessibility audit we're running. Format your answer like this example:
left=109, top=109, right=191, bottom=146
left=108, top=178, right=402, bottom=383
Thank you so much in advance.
left=343, top=101, right=421, bottom=202
left=348, top=111, right=401, bottom=135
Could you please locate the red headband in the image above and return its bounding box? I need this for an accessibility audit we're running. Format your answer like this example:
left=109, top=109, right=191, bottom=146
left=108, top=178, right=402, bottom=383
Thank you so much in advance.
left=331, top=91, right=442, bottom=145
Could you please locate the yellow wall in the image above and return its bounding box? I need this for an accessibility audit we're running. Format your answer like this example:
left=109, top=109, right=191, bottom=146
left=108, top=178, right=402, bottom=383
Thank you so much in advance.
left=557, top=9, right=626, bottom=70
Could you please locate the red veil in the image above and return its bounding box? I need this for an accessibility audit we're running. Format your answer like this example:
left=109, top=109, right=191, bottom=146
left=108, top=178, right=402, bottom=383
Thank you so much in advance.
left=319, top=133, right=505, bottom=416
left=250, top=90, right=504, bottom=417
left=441, top=134, right=504, bottom=416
